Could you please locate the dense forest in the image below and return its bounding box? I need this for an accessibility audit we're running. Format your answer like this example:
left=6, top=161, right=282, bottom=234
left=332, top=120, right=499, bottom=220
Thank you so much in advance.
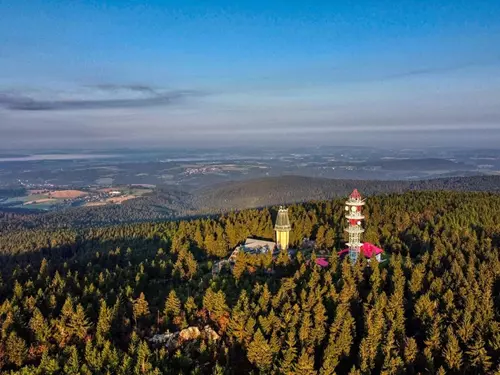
left=0, top=191, right=499, bottom=374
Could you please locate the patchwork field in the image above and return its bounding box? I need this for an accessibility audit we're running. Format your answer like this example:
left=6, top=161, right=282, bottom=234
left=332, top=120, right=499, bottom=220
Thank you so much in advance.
left=0, top=189, right=88, bottom=210
left=48, top=190, right=87, bottom=198
left=1, top=185, right=153, bottom=211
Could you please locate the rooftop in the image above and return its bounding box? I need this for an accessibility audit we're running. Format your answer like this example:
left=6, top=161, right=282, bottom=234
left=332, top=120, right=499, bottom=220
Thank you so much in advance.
left=244, top=238, right=276, bottom=250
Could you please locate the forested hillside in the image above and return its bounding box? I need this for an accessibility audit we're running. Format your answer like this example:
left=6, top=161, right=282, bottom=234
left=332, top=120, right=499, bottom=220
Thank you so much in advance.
left=0, top=191, right=499, bottom=374
left=3, top=175, right=500, bottom=232
left=193, top=175, right=500, bottom=212
left=0, top=188, right=194, bottom=233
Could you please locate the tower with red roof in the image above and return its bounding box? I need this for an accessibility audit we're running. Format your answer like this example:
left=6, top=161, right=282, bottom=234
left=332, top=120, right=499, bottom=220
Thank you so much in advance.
left=345, top=189, right=365, bottom=262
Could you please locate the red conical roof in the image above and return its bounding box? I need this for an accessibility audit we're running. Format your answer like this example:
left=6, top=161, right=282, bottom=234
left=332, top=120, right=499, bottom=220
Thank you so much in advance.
left=350, top=189, right=361, bottom=199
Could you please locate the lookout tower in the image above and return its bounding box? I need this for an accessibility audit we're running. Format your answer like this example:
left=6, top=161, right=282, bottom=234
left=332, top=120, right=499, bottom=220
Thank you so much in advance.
left=275, top=206, right=291, bottom=250
left=345, top=189, right=365, bottom=262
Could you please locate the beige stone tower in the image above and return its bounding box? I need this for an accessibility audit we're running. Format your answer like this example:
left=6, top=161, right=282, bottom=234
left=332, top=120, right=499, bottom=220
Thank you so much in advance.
left=275, top=206, right=291, bottom=250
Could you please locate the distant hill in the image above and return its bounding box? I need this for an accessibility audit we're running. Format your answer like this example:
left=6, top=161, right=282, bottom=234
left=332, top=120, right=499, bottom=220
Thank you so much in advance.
left=2, top=175, right=499, bottom=230
left=0, top=187, right=194, bottom=232
left=371, top=157, right=466, bottom=171
left=191, top=175, right=500, bottom=212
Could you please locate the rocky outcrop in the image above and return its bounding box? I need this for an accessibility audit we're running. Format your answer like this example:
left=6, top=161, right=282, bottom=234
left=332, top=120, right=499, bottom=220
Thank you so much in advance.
left=179, top=326, right=200, bottom=342
left=149, top=325, right=219, bottom=350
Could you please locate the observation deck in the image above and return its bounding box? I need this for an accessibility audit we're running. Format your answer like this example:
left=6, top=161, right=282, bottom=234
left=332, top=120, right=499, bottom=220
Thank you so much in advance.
left=345, top=225, right=365, bottom=234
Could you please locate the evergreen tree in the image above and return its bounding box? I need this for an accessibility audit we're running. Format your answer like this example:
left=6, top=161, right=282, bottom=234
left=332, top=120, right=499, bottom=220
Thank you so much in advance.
left=135, top=340, right=153, bottom=375
left=133, top=292, right=150, bottom=324
left=280, top=329, right=297, bottom=375
left=247, top=329, right=272, bottom=372
left=295, top=348, right=317, bottom=375
left=29, top=307, right=51, bottom=344
left=466, top=336, right=492, bottom=372
left=69, top=303, right=91, bottom=340
left=443, top=327, right=463, bottom=371
left=6, top=331, right=27, bottom=367
left=63, top=345, right=80, bottom=375
left=96, top=300, right=113, bottom=343
left=164, top=290, right=181, bottom=319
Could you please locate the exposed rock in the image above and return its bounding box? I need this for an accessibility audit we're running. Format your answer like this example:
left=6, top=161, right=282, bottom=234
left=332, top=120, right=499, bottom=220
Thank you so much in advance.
left=149, top=332, right=175, bottom=344
left=149, top=325, right=218, bottom=350
left=203, top=325, right=220, bottom=341
left=179, top=326, right=201, bottom=342
left=149, top=331, right=179, bottom=350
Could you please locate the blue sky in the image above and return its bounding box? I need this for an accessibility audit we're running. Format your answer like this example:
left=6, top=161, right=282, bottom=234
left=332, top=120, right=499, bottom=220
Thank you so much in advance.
left=1, top=0, right=500, bottom=148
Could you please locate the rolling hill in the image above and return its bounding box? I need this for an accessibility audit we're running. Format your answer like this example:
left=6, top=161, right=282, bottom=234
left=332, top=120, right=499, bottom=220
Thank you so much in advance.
left=191, top=175, right=500, bottom=212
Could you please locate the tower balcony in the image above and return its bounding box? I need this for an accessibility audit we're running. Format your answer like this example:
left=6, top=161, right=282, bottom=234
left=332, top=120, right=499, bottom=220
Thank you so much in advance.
left=346, top=242, right=363, bottom=248
left=345, top=198, right=365, bottom=206
left=345, top=226, right=365, bottom=234
left=346, top=212, right=365, bottom=220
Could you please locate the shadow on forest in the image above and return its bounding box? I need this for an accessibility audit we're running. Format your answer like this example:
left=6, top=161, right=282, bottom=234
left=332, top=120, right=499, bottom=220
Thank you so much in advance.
left=0, top=234, right=172, bottom=276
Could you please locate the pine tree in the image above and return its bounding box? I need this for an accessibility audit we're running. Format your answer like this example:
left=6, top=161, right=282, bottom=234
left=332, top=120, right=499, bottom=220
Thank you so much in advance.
left=295, top=348, right=317, bottom=375
left=466, top=336, right=492, bottom=372
left=244, top=317, right=256, bottom=345
left=212, top=362, right=225, bottom=375
left=442, top=327, right=463, bottom=371
left=298, top=311, right=312, bottom=346
left=404, top=337, right=418, bottom=367
left=6, top=331, right=26, bottom=367
left=233, top=251, right=247, bottom=281
left=280, top=329, right=297, bottom=375
left=315, top=226, right=326, bottom=249
left=258, top=284, right=271, bottom=312
left=184, top=296, right=198, bottom=320
left=359, top=293, right=386, bottom=373
left=321, top=304, right=355, bottom=375
left=203, top=288, right=228, bottom=321
left=133, top=292, right=150, bottom=324
left=228, top=291, right=250, bottom=344
left=265, top=330, right=278, bottom=359
left=96, top=300, right=113, bottom=343
left=183, top=250, right=198, bottom=280
left=381, top=329, right=404, bottom=374
left=85, top=339, right=103, bottom=372
left=324, top=228, right=335, bottom=249
left=69, top=303, right=91, bottom=340
left=164, top=290, right=181, bottom=319
left=312, top=301, right=327, bottom=346
left=29, top=307, right=51, bottom=344
left=54, top=296, right=75, bottom=347
left=276, top=247, right=291, bottom=266
left=39, top=258, right=49, bottom=278
left=247, top=329, right=272, bottom=372
left=135, top=340, right=153, bottom=374
left=457, top=310, right=475, bottom=345
left=39, top=351, right=60, bottom=374
left=63, top=345, right=80, bottom=375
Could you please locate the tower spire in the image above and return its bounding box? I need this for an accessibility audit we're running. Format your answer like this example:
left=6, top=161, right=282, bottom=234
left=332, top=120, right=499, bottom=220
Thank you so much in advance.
left=345, top=189, right=365, bottom=262
left=275, top=206, right=291, bottom=250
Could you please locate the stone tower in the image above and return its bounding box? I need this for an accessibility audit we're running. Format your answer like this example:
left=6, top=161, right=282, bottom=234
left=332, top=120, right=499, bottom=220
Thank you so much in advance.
left=275, top=206, right=291, bottom=250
